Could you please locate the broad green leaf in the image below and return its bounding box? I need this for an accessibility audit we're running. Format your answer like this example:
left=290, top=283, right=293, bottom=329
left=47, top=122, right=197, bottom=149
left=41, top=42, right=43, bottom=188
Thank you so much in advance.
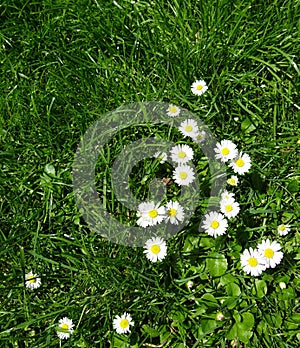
left=201, top=293, right=218, bottom=308
left=287, top=179, right=299, bottom=193
left=142, top=325, right=160, bottom=338
left=183, top=235, right=200, bottom=252
left=252, top=279, right=267, bottom=298
left=264, top=313, right=282, bottom=328
left=226, top=283, right=241, bottom=297
left=206, top=252, right=228, bottom=277
left=226, top=312, right=254, bottom=343
left=44, top=163, right=56, bottom=176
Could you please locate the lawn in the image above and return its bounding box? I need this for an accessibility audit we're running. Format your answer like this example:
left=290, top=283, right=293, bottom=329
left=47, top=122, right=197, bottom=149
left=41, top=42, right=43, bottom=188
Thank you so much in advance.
left=0, top=0, right=299, bottom=347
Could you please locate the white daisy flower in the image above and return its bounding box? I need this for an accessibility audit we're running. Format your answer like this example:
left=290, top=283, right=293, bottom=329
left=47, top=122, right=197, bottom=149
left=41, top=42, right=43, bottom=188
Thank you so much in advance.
left=240, top=247, right=267, bottom=276
left=191, top=80, right=208, bottom=96
left=154, top=151, right=168, bottom=164
left=277, top=224, right=291, bottom=236
left=216, top=312, right=224, bottom=321
left=257, top=239, right=283, bottom=268
left=229, top=152, right=251, bottom=175
left=220, top=197, right=240, bottom=219
left=173, top=165, right=195, bottom=186
left=113, top=312, right=134, bottom=334
left=214, top=140, right=238, bottom=163
left=221, top=190, right=235, bottom=201
left=201, top=211, right=228, bottom=238
left=144, top=237, right=167, bottom=262
left=166, top=104, right=180, bottom=117
left=191, top=130, right=206, bottom=143
left=165, top=201, right=185, bottom=225
left=178, top=119, right=199, bottom=138
left=25, top=272, right=41, bottom=289
left=57, top=317, right=74, bottom=340
left=136, top=201, right=166, bottom=228
left=170, top=144, right=194, bottom=164
left=227, top=175, right=239, bottom=186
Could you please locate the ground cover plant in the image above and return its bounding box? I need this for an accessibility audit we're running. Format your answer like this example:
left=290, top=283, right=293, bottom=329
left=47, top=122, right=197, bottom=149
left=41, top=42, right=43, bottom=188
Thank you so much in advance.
left=0, top=0, right=299, bottom=347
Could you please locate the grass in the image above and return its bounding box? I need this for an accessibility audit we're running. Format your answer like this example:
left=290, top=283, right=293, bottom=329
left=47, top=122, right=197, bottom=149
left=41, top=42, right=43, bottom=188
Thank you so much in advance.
left=0, top=0, right=299, bottom=347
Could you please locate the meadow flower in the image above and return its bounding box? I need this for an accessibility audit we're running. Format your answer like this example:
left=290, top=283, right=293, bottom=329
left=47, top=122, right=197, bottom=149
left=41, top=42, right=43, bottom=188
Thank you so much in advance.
left=229, top=152, right=251, bottom=175
left=277, top=224, right=290, bottom=236
left=178, top=119, right=199, bottom=138
left=201, top=211, right=228, bottom=238
left=191, top=80, right=208, bottom=96
left=220, top=197, right=240, bottom=219
left=216, top=312, right=224, bottom=321
left=192, top=130, right=206, bottom=143
left=25, top=271, right=41, bottom=289
left=227, top=175, right=239, bottom=186
left=173, top=165, right=195, bottom=186
left=257, top=239, right=283, bottom=268
left=240, top=247, right=267, bottom=276
left=170, top=144, right=194, bottom=164
left=154, top=151, right=168, bottom=164
left=214, top=140, right=238, bottom=162
left=57, top=317, right=74, bottom=340
left=144, top=237, right=167, bottom=262
left=165, top=201, right=185, bottom=225
left=187, top=280, right=194, bottom=289
left=279, top=282, right=287, bottom=289
left=136, top=201, right=166, bottom=228
left=221, top=190, right=235, bottom=201
left=113, top=312, right=134, bottom=334
left=167, top=104, right=180, bottom=117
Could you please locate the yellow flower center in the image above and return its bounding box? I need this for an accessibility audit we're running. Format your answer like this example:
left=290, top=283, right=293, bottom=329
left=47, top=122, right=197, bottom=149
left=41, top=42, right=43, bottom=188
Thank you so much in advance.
left=61, top=323, right=69, bottom=330
left=120, top=319, right=129, bottom=329
left=264, top=248, right=274, bottom=259
left=179, top=172, right=188, bottom=179
left=211, top=220, right=219, bottom=229
left=27, top=276, right=36, bottom=283
left=227, top=178, right=236, bottom=185
left=185, top=125, right=193, bottom=132
left=225, top=205, right=233, bottom=212
left=279, top=225, right=286, bottom=231
left=150, top=244, right=161, bottom=254
left=221, top=147, right=230, bottom=156
left=178, top=151, right=186, bottom=158
left=169, top=106, right=177, bottom=113
left=236, top=158, right=245, bottom=167
left=168, top=208, right=177, bottom=217
left=196, top=84, right=203, bottom=90
left=148, top=209, right=158, bottom=218
left=248, top=257, right=258, bottom=267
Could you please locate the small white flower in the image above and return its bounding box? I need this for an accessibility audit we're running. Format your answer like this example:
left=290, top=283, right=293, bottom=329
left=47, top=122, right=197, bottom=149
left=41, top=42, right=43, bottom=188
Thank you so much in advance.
left=165, top=201, right=185, bottom=225
left=178, top=119, right=199, bottom=138
left=229, top=152, right=251, bottom=175
left=201, top=211, right=228, bottom=238
left=279, top=282, right=286, bottom=289
left=170, top=144, right=194, bottom=164
left=154, top=151, right=168, bottom=164
left=136, top=201, right=166, bottom=228
left=25, top=272, right=41, bottom=289
left=144, top=237, right=167, bottom=262
left=221, top=190, right=235, bottom=201
left=187, top=280, right=194, bottom=289
left=214, top=140, right=238, bottom=162
left=227, top=175, right=239, bottom=186
left=173, top=165, right=195, bottom=186
left=57, top=317, right=74, bottom=340
left=240, top=247, right=267, bottom=276
left=257, top=239, right=283, bottom=268
left=113, top=312, right=134, bottom=334
left=220, top=197, right=240, bottom=219
left=277, top=224, right=290, bottom=236
left=191, top=80, right=208, bottom=96
left=216, top=312, right=224, bottom=321
left=192, top=130, right=206, bottom=143
left=167, top=104, right=180, bottom=117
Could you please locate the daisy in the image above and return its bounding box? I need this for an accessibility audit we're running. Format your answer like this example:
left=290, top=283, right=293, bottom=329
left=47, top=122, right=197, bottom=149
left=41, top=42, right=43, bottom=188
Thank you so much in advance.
left=166, top=104, right=180, bottom=117
left=25, top=271, right=41, bottom=289
left=227, top=175, right=239, bottom=186
left=57, top=317, right=74, bottom=340
left=192, top=130, right=206, bottom=144
left=201, top=211, right=228, bottom=238
left=154, top=151, right=168, bottom=164
left=191, top=80, right=208, bottom=96
left=170, top=144, right=194, bottom=164
left=173, top=165, right=195, bottom=186
left=257, top=239, right=283, bottom=268
left=229, top=152, right=251, bottom=175
left=165, top=201, right=185, bottom=225
left=240, top=247, right=267, bottom=276
left=216, top=312, right=224, bottom=321
left=136, top=201, right=166, bottom=228
left=214, top=140, right=238, bottom=163
left=277, top=224, right=291, bottom=236
left=144, top=237, right=167, bottom=262
left=113, top=312, right=134, bottom=334
left=220, top=197, right=240, bottom=219
left=178, top=119, right=199, bottom=138
left=221, top=190, right=235, bottom=201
